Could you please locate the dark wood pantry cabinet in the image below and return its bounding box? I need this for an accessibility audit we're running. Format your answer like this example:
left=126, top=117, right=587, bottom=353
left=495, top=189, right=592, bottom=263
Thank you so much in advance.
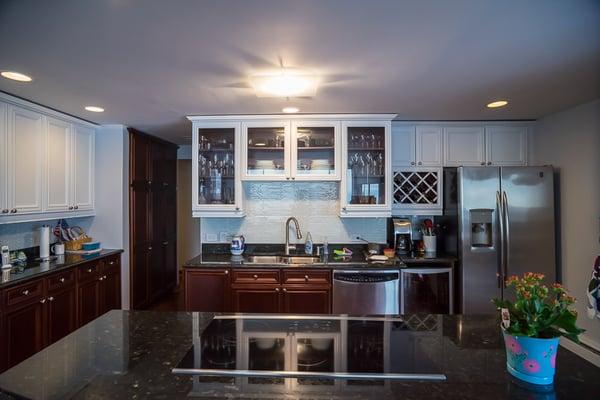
left=0, top=252, right=121, bottom=373
left=128, top=128, right=178, bottom=309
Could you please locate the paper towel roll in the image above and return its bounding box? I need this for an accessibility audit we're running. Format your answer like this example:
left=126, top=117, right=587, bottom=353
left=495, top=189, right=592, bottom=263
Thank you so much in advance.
left=39, top=225, right=50, bottom=259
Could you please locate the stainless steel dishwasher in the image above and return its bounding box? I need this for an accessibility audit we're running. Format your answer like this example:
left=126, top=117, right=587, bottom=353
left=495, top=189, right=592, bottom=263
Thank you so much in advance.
left=332, top=270, right=400, bottom=315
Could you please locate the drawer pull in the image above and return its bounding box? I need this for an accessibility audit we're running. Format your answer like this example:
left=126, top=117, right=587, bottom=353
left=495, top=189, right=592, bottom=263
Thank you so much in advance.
left=48, top=296, right=54, bottom=302
left=22, top=289, right=29, bottom=296
left=304, top=275, right=309, bottom=281
left=40, top=298, right=46, bottom=303
left=253, top=274, right=258, bottom=280
left=59, top=277, right=65, bottom=283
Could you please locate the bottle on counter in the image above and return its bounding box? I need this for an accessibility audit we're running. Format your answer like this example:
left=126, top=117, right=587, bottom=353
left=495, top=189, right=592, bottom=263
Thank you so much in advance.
left=323, top=236, right=329, bottom=255
left=305, top=232, right=313, bottom=255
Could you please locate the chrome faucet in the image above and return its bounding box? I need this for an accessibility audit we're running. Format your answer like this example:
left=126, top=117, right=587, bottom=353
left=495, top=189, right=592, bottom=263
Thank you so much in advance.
left=285, top=217, right=302, bottom=255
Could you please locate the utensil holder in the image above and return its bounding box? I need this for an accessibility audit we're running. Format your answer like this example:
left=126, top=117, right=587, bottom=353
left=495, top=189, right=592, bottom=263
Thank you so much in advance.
left=423, top=235, right=437, bottom=253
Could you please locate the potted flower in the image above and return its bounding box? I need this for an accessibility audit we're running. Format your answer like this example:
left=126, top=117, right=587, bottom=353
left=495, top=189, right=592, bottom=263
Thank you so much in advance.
left=492, top=272, right=585, bottom=385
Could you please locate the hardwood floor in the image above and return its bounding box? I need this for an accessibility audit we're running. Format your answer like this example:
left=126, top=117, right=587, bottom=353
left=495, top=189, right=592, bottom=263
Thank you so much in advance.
left=148, top=286, right=185, bottom=311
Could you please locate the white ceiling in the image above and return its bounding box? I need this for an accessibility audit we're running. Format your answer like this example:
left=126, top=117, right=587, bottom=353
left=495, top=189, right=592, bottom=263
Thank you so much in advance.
left=1, top=0, right=599, bottom=144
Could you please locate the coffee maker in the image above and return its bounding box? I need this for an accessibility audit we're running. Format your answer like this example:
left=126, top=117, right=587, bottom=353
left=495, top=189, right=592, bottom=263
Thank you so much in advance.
left=393, top=218, right=413, bottom=256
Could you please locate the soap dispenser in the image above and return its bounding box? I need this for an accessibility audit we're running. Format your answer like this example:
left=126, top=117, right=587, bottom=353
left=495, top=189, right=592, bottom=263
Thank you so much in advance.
left=305, top=232, right=313, bottom=255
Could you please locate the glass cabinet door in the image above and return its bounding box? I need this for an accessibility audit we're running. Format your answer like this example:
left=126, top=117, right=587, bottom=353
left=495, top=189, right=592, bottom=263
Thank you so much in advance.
left=341, top=121, right=391, bottom=216
left=291, top=121, right=340, bottom=180
left=193, top=123, right=242, bottom=215
left=242, top=121, right=290, bottom=180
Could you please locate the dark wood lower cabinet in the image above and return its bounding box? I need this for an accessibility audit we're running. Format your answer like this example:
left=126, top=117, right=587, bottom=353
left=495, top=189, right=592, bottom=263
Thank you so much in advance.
left=231, top=287, right=281, bottom=313
left=0, top=253, right=122, bottom=373
left=131, top=246, right=150, bottom=309
left=185, top=269, right=230, bottom=312
left=282, top=288, right=331, bottom=314
left=184, top=268, right=331, bottom=314
left=47, top=286, right=77, bottom=344
left=2, top=301, right=45, bottom=369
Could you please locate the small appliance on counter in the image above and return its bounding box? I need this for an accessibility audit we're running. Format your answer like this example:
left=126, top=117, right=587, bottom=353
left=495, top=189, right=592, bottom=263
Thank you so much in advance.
left=1, top=245, right=11, bottom=269
left=393, top=218, right=413, bottom=256
left=230, top=234, right=245, bottom=255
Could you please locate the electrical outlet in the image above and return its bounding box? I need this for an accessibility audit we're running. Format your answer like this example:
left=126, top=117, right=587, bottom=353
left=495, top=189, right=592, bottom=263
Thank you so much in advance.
left=204, top=233, right=218, bottom=242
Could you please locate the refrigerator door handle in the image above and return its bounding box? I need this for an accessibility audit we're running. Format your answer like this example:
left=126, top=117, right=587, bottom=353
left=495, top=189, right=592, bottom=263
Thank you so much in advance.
left=502, top=191, right=510, bottom=286
left=496, top=190, right=504, bottom=289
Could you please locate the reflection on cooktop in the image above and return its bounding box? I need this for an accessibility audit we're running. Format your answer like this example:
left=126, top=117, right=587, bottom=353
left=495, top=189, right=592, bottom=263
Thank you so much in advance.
left=173, top=314, right=446, bottom=384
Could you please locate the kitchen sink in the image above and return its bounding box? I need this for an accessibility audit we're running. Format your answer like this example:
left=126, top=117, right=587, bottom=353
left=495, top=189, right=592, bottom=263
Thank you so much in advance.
left=244, top=255, right=322, bottom=265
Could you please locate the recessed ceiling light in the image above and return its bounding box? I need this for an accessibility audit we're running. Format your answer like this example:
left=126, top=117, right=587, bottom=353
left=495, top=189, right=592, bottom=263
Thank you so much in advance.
left=282, top=106, right=300, bottom=113
left=84, top=106, right=104, bottom=113
left=249, top=68, right=318, bottom=98
left=487, top=100, right=508, bottom=108
left=1, top=71, right=33, bottom=82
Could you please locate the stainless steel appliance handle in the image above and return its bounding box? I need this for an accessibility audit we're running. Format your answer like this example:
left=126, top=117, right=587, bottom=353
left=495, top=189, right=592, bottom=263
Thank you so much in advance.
left=502, top=191, right=510, bottom=286
left=496, top=190, right=504, bottom=288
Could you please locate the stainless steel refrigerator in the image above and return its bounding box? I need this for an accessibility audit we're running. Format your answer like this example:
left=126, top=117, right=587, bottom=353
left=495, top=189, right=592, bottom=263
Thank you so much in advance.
left=457, top=166, right=556, bottom=314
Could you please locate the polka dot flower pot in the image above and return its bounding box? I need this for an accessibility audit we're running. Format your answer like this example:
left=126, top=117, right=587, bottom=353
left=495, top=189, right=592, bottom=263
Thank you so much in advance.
left=503, top=330, right=560, bottom=385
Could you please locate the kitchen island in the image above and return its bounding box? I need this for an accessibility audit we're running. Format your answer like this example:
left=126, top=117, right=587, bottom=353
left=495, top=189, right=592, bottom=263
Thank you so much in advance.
left=0, top=310, right=597, bottom=399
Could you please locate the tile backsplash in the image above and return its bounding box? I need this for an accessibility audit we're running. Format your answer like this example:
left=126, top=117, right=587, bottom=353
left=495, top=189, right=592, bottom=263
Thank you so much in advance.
left=0, top=217, right=93, bottom=250
left=201, top=182, right=387, bottom=244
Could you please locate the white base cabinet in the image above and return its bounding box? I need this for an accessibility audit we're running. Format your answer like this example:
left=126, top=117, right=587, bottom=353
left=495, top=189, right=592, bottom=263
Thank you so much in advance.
left=0, top=94, right=96, bottom=224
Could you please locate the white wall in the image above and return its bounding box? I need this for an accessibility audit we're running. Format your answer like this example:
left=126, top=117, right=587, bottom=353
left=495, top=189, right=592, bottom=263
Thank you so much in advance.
left=177, top=160, right=201, bottom=271
left=532, top=99, right=600, bottom=351
left=87, top=125, right=130, bottom=309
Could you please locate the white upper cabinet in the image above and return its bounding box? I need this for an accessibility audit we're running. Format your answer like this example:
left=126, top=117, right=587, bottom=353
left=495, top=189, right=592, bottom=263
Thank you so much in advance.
left=242, top=120, right=291, bottom=181
left=72, top=124, right=95, bottom=211
left=391, top=125, right=415, bottom=166
left=443, top=127, right=486, bottom=166
left=6, top=105, right=45, bottom=214
left=0, top=93, right=96, bottom=223
left=291, top=120, right=341, bottom=181
left=0, top=103, right=7, bottom=215
left=415, top=126, right=443, bottom=166
left=45, top=117, right=72, bottom=212
left=485, top=126, right=527, bottom=166
left=192, top=121, right=243, bottom=217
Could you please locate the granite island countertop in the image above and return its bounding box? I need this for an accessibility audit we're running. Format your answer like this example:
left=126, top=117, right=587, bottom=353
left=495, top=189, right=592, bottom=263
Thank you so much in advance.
left=0, top=310, right=597, bottom=399
left=0, top=249, right=123, bottom=288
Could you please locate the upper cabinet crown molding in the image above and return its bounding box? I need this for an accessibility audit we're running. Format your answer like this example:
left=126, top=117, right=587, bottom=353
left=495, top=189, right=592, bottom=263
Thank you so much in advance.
left=0, top=98, right=96, bottom=224
left=187, top=114, right=397, bottom=122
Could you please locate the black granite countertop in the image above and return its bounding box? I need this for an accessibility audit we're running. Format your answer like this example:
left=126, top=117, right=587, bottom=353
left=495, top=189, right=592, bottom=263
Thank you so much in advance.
left=0, top=249, right=123, bottom=289
left=0, top=311, right=597, bottom=399
left=185, top=243, right=456, bottom=269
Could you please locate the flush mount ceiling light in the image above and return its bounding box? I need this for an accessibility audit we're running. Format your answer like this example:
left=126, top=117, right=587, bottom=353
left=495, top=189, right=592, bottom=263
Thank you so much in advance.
left=84, top=106, right=104, bottom=112
left=487, top=100, right=508, bottom=108
left=249, top=69, right=318, bottom=98
left=1, top=71, right=33, bottom=82
left=282, top=106, right=300, bottom=113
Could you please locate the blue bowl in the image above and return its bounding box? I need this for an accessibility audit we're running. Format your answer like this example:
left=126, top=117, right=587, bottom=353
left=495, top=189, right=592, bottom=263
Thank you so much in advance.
left=82, top=241, right=101, bottom=251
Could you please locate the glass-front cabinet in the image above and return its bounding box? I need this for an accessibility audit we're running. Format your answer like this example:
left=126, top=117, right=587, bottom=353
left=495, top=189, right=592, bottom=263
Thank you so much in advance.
left=241, top=119, right=341, bottom=181
left=340, top=120, right=392, bottom=217
left=191, top=121, right=243, bottom=217
left=241, top=121, right=291, bottom=180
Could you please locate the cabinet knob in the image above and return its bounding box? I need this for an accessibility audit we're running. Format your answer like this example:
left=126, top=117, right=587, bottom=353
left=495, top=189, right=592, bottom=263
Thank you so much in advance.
left=282, top=288, right=287, bottom=292
left=48, top=296, right=54, bottom=302
left=487, top=162, right=492, bottom=166
left=87, top=268, right=92, bottom=273
left=148, top=246, right=153, bottom=251
left=104, top=275, right=107, bottom=279
left=74, top=205, right=79, bottom=210
left=224, top=270, right=229, bottom=274
left=304, top=275, right=309, bottom=282
left=418, top=161, right=422, bottom=165
left=292, top=177, right=296, bottom=180
left=342, top=207, right=347, bottom=211
left=1, top=209, right=8, bottom=213
left=59, top=277, right=65, bottom=283
left=411, top=162, right=415, bottom=166
left=109, top=261, right=115, bottom=265
left=22, top=289, right=29, bottom=296
left=69, top=206, right=74, bottom=210
left=275, top=287, right=280, bottom=292
left=10, top=208, right=17, bottom=213
left=40, top=298, right=46, bottom=303
left=162, top=241, right=168, bottom=246
left=286, top=177, right=290, bottom=180
left=99, top=277, right=103, bottom=281
left=235, top=207, right=240, bottom=211
left=480, top=162, right=485, bottom=166
left=148, top=180, right=152, bottom=185
left=252, top=274, right=258, bottom=280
